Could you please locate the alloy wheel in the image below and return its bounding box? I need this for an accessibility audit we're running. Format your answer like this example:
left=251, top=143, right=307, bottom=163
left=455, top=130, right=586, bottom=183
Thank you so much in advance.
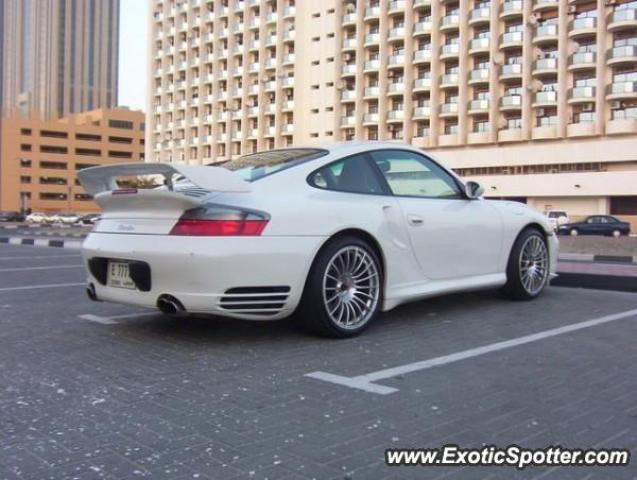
left=322, top=246, right=380, bottom=330
left=518, top=235, right=549, bottom=296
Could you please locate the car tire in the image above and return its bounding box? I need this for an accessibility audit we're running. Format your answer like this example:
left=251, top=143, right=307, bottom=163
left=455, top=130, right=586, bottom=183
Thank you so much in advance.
left=612, top=229, right=622, bottom=238
left=297, top=235, right=382, bottom=338
left=501, top=228, right=550, bottom=301
left=569, top=228, right=579, bottom=236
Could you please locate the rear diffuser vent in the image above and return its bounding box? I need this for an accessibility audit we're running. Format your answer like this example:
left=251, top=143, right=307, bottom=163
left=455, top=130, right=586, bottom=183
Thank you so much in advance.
left=219, top=286, right=291, bottom=315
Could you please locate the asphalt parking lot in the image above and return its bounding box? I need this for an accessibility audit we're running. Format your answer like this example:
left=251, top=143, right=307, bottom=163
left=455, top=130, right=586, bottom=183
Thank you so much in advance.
left=1, top=243, right=636, bottom=480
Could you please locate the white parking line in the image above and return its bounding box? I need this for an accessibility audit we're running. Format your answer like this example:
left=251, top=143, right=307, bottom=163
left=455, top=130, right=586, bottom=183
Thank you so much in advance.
left=305, top=308, right=637, bottom=395
left=78, top=312, right=158, bottom=325
left=0, top=265, right=83, bottom=272
left=0, top=282, right=85, bottom=292
left=0, top=255, right=80, bottom=260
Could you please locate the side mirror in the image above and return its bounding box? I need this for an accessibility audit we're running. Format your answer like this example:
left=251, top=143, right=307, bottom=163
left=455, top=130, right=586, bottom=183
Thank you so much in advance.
left=465, top=181, right=484, bottom=199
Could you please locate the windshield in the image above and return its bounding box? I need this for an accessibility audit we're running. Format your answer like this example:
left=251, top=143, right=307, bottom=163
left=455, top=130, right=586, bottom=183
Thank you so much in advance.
left=219, top=148, right=328, bottom=182
left=548, top=212, right=566, bottom=218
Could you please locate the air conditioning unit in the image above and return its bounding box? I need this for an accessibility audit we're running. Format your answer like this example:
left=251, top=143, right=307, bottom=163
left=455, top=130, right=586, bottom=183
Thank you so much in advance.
left=387, top=70, right=395, bottom=78
left=567, top=5, right=577, bottom=15
left=388, top=124, right=396, bottom=132
left=537, top=108, right=546, bottom=116
left=581, top=103, right=594, bottom=112
left=343, top=53, right=353, bottom=61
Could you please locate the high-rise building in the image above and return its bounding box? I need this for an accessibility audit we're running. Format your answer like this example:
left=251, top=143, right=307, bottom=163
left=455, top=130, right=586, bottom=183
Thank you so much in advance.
left=0, top=108, right=145, bottom=213
left=1, top=0, right=120, bottom=119
left=149, top=0, right=637, bottom=218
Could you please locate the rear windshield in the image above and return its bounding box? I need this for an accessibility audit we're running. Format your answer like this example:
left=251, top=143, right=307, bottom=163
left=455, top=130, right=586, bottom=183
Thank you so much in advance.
left=548, top=212, right=566, bottom=218
left=219, top=148, right=328, bottom=182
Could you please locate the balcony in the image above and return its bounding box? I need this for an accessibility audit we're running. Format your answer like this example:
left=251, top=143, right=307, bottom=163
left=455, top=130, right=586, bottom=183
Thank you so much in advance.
left=248, top=84, right=259, bottom=95
left=568, top=86, right=596, bottom=103
left=364, top=86, right=380, bottom=97
left=388, top=82, right=405, bottom=95
left=413, top=20, right=432, bottom=36
left=568, top=17, right=597, bottom=38
left=500, top=1, right=523, bottom=19
left=363, top=113, right=380, bottom=124
left=607, top=45, right=637, bottom=66
left=282, top=124, right=294, bottom=134
left=607, top=117, right=637, bottom=135
left=440, top=73, right=459, bottom=88
left=500, top=63, right=523, bottom=79
left=607, top=8, right=637, bottom=32
left=569, top=51, right=596, bottom=70
left=283, top=6, right=295, bottom=18
left=606, top=81, right=637, bottom=100
left=413, top=105, right=431, bottom=118
left=440, top=14, right=460, bottom=32
left=264, top=81, right=276, bottom=91
left=500, top=95, right=522, bottom=110
left=533, top=90, right=558, bottom=106
left=341, top=90, right=357, bottom=102
left=414, top=0, right=431, bottom=8
left=342, top=64, right=357, bottom=76
left=281, top=77, right=294, bottom=88
left=265, top=34, right=277, bottom=46
left=567, top=121, right=597, bottom=138
left=440, top=103, right=459, bottom=117
left=469, top=7, right=490, bottom=25
left=342, top=13, right=357, bottom=26
left=264, top=126, right=276, bottom=137
left=265, top=57, right=277, bottom=69
left=532, top=57, right=558, bottom=75
left=413, top=78, right=431, bottom=90
left=388, top=1, right=406, bottom=14
left=533, top=0, right=558, bottom=13
left=342, top=38, right=357, bottom=51
left=500, top=31, right=523, bottom=49
left=469, top=68, right=490, bottom=84
left=248, top=40, right=260, bottom=51
left=248, top=62, right=259, bottom=73
left=468, top=99, right=489, bottom=114
left=469, top=37, right=490, bottom=54
left=413, top=49, right=432, bottom=63
left=388, top=27, right=406, bottom=41
left=341, top=116, right=356, bottom=126
left=533, top=24, right=558, bottom=44
left=282, top=100, right=294, bottom=111
left=247, top=106, right=258, bottom=117
left=388, top=53, right=406, bottom=67
left=248, top=18, right=260, bottom=29
left=387, top=110, right=404, bottom=121
left=364, top=33, right=381, bottom=45
left=283, top=30, right=295, bottom=42
left=265, top=12, right=277, bottom=24
left=364, top=6, right=380, bottom=19
left=440, top=43, right=460, bottom=59
left=364, top=59, right=381, bottom=71
left=283, top=53, right=295, bottom=65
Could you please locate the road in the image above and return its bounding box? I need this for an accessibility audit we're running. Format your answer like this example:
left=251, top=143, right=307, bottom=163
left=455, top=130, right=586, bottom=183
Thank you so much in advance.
left=0, top=243, right=635, bottom=479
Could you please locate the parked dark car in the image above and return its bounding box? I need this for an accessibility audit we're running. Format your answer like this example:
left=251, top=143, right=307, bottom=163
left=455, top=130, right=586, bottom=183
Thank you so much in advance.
left=557, top=215, right=631, bottom=237
left=80, top=213, right=101, bottom=225
left=0, top=211, right=24, bottom=222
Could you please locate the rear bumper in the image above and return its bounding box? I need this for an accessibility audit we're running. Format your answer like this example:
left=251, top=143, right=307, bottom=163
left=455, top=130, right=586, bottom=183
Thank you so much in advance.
left=81, top=233, right=326, bottom=320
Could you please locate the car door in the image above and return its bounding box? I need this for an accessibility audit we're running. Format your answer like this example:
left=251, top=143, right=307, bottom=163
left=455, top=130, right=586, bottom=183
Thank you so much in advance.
left=368, top=149, right=503, bottom=280
left=583, top=216, right=602, bottom=235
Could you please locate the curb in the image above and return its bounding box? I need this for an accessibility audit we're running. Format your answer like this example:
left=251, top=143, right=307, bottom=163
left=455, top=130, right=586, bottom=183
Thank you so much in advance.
left=0, top=236, right=82, bottom=249
left=558, top=253, right=637, bottom=264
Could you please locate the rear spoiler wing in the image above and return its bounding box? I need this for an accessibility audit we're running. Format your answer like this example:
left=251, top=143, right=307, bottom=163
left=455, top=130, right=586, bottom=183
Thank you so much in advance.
left=77, top=162, right=251, bottom=197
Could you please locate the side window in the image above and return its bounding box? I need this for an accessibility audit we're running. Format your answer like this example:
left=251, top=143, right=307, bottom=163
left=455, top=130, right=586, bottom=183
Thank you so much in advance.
left=369, top=150, right=462, bottom=199
left=308, top=154, right=385, bottom=194
left=587, top=217, right=598, bottom=224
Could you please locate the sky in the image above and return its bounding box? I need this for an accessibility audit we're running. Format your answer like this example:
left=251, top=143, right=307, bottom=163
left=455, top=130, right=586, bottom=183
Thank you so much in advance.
left=117, top=0, right=149, bottom=112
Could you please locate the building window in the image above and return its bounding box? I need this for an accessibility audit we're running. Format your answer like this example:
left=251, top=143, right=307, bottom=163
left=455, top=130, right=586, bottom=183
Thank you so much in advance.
left=76, top=133, right=102, bottom=141
left=21, top=144, right=32, bottom=152
left=40, top=145, right=68, bottom=154
left=20, top=159, right=32, bottom=168
left=74, top=193, right=93, bottom=201
left=20, top=128, right=32, bottom=136
left=20, top=176, right=31, bottom=184
left=40, top=161, right=67, bottom=169
left=108, top=136, right=133, bottom=144
left=39, top=176, right=67, bottom=185
left=75, top=163, right=98, bottom=170
left=108, top=119, right=134, bottom=130
left=76, top=148, right=102, bottom=156
left=109, top=151, right=133, bottom=159
left=40, top=130, right=68, bottom=139
left=39, top=192, right=68, bottom=201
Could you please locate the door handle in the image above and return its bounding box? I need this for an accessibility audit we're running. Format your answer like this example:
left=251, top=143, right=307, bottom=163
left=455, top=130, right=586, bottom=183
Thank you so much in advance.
left=407, top=215, right=424, bottom=226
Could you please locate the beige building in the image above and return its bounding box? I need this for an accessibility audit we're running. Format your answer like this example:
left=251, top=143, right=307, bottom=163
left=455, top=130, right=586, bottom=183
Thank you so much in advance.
left=149, top=0, right=637, bottom=218
left=0, top=108, right=145, bottom=214
left=1, top=0, right=120, bottom=119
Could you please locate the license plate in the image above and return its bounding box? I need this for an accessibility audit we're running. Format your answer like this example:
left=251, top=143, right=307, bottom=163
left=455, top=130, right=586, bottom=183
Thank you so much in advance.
left=107, top=261, right=136, bottom=290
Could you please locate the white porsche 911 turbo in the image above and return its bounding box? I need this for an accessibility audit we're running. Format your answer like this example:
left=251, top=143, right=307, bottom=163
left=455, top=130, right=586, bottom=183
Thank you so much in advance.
left=79, top=142, right=558, bottom=337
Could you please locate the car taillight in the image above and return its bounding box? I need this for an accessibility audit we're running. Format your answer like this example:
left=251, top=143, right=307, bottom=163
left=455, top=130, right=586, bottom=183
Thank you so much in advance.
left=169, top=205, right=269, bottom=236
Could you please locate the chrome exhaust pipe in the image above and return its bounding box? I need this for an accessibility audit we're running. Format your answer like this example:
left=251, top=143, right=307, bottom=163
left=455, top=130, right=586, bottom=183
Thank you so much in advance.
left=157, top=294, right=186, bottom=315
left=86, top=283, right=100, bottom=302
